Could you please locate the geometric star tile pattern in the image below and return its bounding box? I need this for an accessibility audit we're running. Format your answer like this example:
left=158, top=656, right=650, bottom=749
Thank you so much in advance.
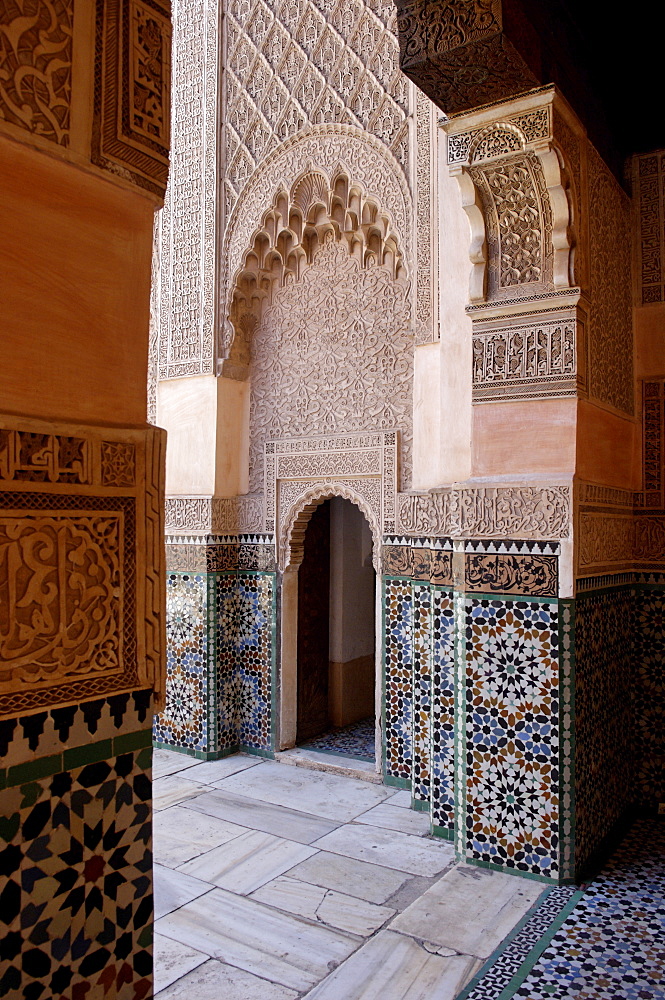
left=431, top=588, right=455, bottom=834
left=217, top=571, right=275, bottom=752
left=513, top=819, right=665, bottom=999
left=156, top=554, right=276, bottom=758
left=153, top=573, right=209, bottom=753
left=383, top=577, right=414, bottom=783
left=0, top=747, right=153, bottom=1000
left=464, top=598, right=560, bottom=878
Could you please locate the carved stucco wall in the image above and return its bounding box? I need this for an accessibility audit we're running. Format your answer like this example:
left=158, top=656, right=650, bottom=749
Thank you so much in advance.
left=587, top=145, right=633, bottom=415
left=248, top=237, right=413, bottom=493
left=224, top=0, right=410, bottom=213
left=155, top=0, right=439, bottom=380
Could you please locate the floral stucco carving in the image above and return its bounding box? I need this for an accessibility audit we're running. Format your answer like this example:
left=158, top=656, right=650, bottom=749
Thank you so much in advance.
left=248, top=238, right=413, bottom=494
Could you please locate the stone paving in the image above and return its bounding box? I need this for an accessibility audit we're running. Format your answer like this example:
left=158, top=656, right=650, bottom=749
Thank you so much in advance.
left=152, top=749, right=543, bottom=999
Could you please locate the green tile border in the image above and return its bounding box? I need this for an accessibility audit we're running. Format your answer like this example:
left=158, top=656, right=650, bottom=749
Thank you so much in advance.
left=431, top=823, right=454, bottom=840
left=4, top=729, right=153, bottom=789
left=464, top=855, right=573, bottom=885
left=63, top=739, right=113, bottom=771
left=383, top=774, right=411, bottom=789
left=492, top=889, right=584, bottom=1000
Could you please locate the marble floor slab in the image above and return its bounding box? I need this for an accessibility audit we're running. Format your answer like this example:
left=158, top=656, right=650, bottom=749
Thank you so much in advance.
left=184, top=754, right=261, bottom=785
left=303, top=929, right=481, bottom=1000
left=153, top=862, right=213, bottom=919
left=391, top=865, right=544, bottom=959
left=251, top=876, right=396, bottom=936
left=153, top=773, right=208, bottom=811
left=286, top=851, right=413, bottom=904
left=182, top=787, right=340, bottom=844
left=385, top=789, right=413, bottom=809
left=153, top=933, right=208, bottom=993
left=356, top=802, right=432, bottom=836
left=221, top=759, right=391, bottom=821
left=153, top=749, right=200, bottom=779
left=157, top=887, right=361, bottom=991
left=313, top=823, right=456, bottom=876
left=154, top=804, right=247, bottom=867
left=178, top=829, right=317, bottom=894
left=156, top=958, right=301, bottom=999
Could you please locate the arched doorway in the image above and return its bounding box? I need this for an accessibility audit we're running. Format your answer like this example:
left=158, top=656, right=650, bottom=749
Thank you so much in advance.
left=295, top=497, right=377, bottom=762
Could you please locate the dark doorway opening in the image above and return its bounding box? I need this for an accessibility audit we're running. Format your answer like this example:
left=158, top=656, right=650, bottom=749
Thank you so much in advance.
left=296, top=497, right=376, bottom=761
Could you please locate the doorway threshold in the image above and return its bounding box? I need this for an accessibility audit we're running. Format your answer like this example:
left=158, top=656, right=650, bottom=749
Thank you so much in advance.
left=275, top=746, right=382, bottom=783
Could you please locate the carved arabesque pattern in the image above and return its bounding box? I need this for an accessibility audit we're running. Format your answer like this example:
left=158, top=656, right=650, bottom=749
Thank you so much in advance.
left=248, top=238, right=413, bottom=494
left=636, top=151, right=665, bottom=305
left=280, top=481, right=382, bottom=572
left=587, top=145, right=633, bottom=415
left=228, top=169, right=404, bottom=369
left=223, top=124, right=412, bottom=343
left=0, top=0, right=72, bottom=144
left=396, top=485, right=571, bottom=539
left=224, top=0, right=409, bottom=221
left=471, top=152, right=553, bottom=298
left=157, top=0, right=219, bottom=378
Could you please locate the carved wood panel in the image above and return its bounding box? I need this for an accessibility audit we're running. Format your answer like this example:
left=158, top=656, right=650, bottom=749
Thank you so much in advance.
left=297, top=498, right=330, bottom=743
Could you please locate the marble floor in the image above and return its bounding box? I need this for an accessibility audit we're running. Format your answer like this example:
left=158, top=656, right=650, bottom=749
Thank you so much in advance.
left=152, top=749, right=542, bottom=999
left=153, top=750, right=665, bottom=1000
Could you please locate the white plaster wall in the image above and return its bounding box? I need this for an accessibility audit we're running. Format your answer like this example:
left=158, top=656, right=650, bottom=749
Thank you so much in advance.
left=329, top=498, right=375, bottom=663
left=437, top=130, right=474, bottom=485
left=158, top=374, right=249, bottom=496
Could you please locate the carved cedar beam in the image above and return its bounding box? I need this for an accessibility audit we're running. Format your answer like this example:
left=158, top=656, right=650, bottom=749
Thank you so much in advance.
left=395, top=0, right=538, bottom=115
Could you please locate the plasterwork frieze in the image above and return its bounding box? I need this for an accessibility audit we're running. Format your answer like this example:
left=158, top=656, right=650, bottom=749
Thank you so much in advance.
left=636, top=379, right=665, bottom=510
left=223, top=124, right=412, bottom=330
left=0, top=415, right=165, bottom=718
left=227, top=172, right=406, bottom=371
left=224, top=0, right=409, bottom=221
left=266, top=431, right=397, bottom=565
left=0, top=0, right=73, bottom=146
left=416, top=89, right=437, bottom=343
left=446, top=107, right=552, bottom=166
left=156, top=0, right=218, bottom=379
left=397, top=485, right=571, bottom=539
left=164, top=495, right=264, bottom=534
left=471, top=309, right=578, bottom=402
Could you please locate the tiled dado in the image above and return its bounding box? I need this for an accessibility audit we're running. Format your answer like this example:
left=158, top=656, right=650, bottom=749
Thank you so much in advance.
left=154, top=539, right=277, bottom=759
left=0, top=693, right=154, bottom=1000
left=462, top=596, right=562, bottom=880
left=382, top=538, right=568, bottom=880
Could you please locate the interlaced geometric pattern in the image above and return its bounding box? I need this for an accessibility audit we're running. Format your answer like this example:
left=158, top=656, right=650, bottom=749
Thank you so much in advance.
left=0, top=748, right=153, bottom=1000
left=224, top=0, right=410, bottom=219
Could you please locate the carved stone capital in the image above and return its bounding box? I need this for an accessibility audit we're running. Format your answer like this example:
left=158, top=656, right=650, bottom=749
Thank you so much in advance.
left=443, top=89, right=577, bottom=309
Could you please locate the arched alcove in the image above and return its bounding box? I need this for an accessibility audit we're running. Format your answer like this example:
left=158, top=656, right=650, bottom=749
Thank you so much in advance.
left=279, top=489, right=381, bottom=766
